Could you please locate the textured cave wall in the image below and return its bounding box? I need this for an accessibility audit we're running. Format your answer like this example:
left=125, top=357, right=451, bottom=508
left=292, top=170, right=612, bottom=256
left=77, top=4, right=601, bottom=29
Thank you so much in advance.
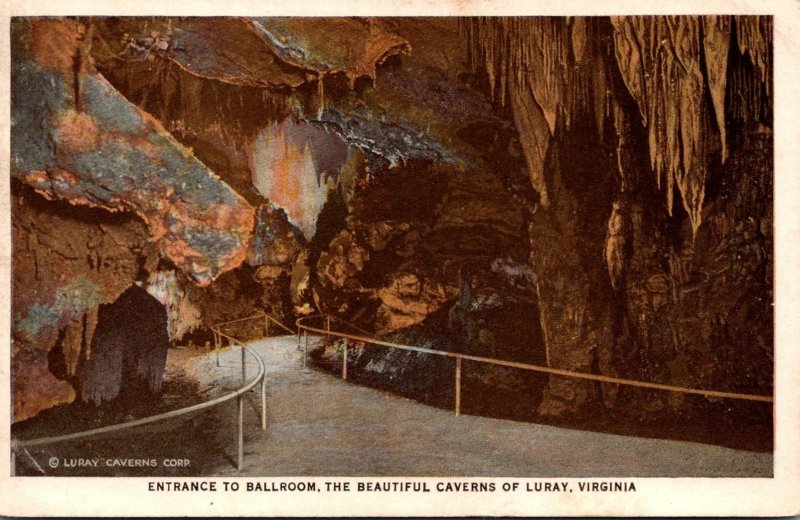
left=11, top=15, right=772, bottom=428
left=12, top=184, right=155, bottom=421
left=314, top=160, right=532, bottom=334
left=305, top=19, right=549, bottom=395
left=306, top=17, right=535, bottom=337
left=10, top=18, right=261, bottom=422
left=11, top=18, right=255, bottom=285
left=466, top=16, right=773, bottom=416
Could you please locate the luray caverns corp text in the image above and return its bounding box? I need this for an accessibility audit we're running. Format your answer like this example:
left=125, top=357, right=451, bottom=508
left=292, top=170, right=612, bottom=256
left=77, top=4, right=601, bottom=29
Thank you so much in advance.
left=147, top=480, right=638, bottom=493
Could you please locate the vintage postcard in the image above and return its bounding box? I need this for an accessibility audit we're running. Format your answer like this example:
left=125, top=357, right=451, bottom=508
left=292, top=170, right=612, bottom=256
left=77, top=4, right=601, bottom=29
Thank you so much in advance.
left=1, top=0, right=799, bottom=516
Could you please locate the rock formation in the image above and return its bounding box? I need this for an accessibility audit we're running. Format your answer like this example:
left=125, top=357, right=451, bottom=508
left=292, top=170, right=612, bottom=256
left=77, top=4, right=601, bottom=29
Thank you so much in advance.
left=11, top=15, right=772, bottom=444
left=464, top=16, right=772, bottom=415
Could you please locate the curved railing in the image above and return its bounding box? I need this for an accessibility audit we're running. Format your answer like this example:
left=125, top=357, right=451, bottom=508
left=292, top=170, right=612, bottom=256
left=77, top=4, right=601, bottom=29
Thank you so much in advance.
left=296, top=313, right=773, bottom=416
left=11, top=312, right=293, bottom=475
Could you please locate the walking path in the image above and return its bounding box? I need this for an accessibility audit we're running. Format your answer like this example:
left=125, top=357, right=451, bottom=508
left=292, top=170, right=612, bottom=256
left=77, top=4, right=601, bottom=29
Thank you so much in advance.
left=201, top=335, right=772, bottom=477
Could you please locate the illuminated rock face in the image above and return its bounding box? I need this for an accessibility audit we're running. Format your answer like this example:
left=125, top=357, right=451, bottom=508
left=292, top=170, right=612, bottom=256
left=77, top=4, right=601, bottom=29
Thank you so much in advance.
left=9, top=18, right=253, bottom=421
left=249, top=119, right=348, bottom=239
left=11, top=19, right=255, bottom=286
left=10, top=15, right=773, bottom=432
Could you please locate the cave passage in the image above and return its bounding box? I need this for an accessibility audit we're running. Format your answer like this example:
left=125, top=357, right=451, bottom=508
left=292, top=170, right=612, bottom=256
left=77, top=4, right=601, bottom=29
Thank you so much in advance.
left=10, top=16, right=773, bottom=464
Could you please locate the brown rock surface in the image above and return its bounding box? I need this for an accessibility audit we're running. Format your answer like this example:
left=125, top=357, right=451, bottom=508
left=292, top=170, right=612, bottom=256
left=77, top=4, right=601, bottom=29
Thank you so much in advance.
left=466, top=16, right=772, bottom=416
left=12, top=18, right=255, bottom=285
left=10, top=15, right=772, bottom=443
left=12, top=186, right=153, bottom=421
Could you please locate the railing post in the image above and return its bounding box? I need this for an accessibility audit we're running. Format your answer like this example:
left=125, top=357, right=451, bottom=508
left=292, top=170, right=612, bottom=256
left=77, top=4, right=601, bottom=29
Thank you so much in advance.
left=342, top=338, right=348, bottom=380
left=264, top=314, right=270, bottom=338
left=10, top=450, right=15, bottom=477
left=240, top=344, right=246, bottom=383
left=455, top=356, right=462, bottom=416
left=261, top=374, right=267, bottom=431
left=297, top=327, right=302, bottom=350
left=237, top=395, right=244, bottom=471
left=326, top=316, right=331, bottom=332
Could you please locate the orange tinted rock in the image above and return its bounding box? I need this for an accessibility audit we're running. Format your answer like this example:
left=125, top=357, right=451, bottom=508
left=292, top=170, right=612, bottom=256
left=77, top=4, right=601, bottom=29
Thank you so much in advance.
left=13, top=18, right=255, bottom=285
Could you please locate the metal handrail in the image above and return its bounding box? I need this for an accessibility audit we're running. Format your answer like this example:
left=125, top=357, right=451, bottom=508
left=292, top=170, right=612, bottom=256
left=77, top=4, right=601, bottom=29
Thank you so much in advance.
left=297, top=313, right=373, bottom=337
left=265, top=313, right=297, bottom=335
left=11, top=312, right=287, bottom=474
left=296, top=314, right=774, bottom=416
left=10, top=346, right=264, bottom=450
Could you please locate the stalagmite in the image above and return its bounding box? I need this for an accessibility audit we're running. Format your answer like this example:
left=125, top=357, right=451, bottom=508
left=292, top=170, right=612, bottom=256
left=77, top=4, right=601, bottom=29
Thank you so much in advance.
left=604, top=200, right=632, bottom=292
left=78, top=285, right=169, bottom=404
left=83, top=306, right=98, bottom=362
left=61, top=318, right=84, bottom=376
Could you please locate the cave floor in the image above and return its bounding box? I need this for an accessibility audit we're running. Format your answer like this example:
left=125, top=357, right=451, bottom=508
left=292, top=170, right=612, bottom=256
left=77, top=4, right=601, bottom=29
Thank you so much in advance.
left=15, top=335, right=773, bottom=477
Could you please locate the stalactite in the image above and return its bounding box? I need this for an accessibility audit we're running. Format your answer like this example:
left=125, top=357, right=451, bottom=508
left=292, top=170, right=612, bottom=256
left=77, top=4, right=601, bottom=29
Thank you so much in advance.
left=571, top=17, right=587, bottom=63
left=61, top=318, right=84, bottom=376
left=729, top=16, right=772, bottom=124
left=611, top=16, right=770, bottom=235
left=612, top=100, right=628, bottom=190
left=592, top=54, right=608, bottom=141
left=249, top=119, right=335, bottom=239
left=468, top=16, right=770, bottom=236
left=466, top=17, right=601, bottom=206
left=604, top=200, right=631, bottom=292
left=703, top=16, right=731, bottom=163
left=605, top=101, right=637, bottom=288
left=510, top=85, right=552, bottom=206
left=145, top=270, right=202, bottom=341
left=103, top=57, right=291, bottom=151
left=316, top=73, right=325, bottom=120
left=611, top=17, right=705, bottom=235
left=736, top=15, right=772, bottom=90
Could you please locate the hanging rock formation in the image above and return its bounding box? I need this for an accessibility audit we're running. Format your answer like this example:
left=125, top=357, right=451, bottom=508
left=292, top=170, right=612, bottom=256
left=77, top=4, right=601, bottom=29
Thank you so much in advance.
left=249, top=119, right=347, bottom=239
left=11, top=15, right=772, bottom=443
left=465, top=16, right=772, bottom=415
left=12, top=19, right=255, bottom=285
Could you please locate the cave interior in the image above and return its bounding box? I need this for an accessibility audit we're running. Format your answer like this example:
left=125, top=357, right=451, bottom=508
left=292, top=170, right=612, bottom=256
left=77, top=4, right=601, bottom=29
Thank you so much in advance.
left=10, top=16, right=773, bottom=451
